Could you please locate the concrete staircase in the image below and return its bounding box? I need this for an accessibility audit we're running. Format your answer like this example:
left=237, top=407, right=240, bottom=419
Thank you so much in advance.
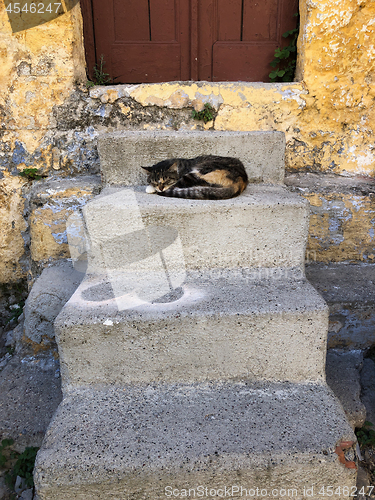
left=34, top=131, right=356, bottom=499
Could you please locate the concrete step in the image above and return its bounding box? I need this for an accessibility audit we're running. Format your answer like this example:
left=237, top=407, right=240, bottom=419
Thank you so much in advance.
left=82, top=184, right=309, bottom=274
left=55, top=270, right=328, bottom=390
left=34, top=382, right=356, bottom=500
left=97, top=130, right=285, bottom=186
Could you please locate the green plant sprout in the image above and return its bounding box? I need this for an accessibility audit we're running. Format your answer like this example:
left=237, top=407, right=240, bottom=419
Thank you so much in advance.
left=86, top=54, right=112, bottom=87
left=6, top=345, right=15, bottom=355
left=5, top=446, right=40, bottom=489
left=269, top=13, right=299, bottom=82
left=356, top=421, right=375, bottom=448
left=0, top=438, right=40, bottom=491
left=18, top=168, right=45, bottom=181
left=7, top=301, right=24, bottom=324
left=192, top=103, right=215, bottom=124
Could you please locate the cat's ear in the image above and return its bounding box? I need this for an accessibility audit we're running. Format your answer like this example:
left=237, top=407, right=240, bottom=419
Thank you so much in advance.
left=141, top=166, right=152, bottom=172
left=168, top=162, right=178, bottom=172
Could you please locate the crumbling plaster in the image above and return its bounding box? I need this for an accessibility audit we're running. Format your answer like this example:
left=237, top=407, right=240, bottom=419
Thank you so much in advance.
left=1, top=0, right=375, bottom=285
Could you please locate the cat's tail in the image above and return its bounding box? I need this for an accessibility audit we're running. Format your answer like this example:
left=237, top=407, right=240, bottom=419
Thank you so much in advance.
left=158, top=180, right=247, bottom=200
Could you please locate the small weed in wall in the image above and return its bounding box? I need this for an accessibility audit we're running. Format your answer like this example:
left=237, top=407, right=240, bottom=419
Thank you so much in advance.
left=18, top=167, right=46, bottom=181
left=192, top=103, right=215, bottom=124
left=7, top=301, right=24, bottom=324
left=0, top=438, right=39, bottom=494
left=86, top=54, right=112, bottom=88
left=269, top=13, right=299, bottom=82
left=356, top=421, right=375, bottom=448
left=6, top=446, right=39, bottom=490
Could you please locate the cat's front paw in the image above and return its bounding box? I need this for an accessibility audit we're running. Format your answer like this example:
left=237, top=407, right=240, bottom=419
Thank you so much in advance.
left=146, top=185, right=157, bottom=194
left=156, top=189, right=172, bottom=197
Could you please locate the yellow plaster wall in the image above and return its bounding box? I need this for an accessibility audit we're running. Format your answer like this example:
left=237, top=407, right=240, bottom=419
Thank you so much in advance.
left=296, top=0, right=375, bottom=176
left=306, top=192, right=375, bottom=263
left=0, top=0, right=86, bottom=282
left=0, top=176, right=27, bottom=282
left=0, top=1, right=85, bottom=134
left=29, top=184, right=97, bottom=263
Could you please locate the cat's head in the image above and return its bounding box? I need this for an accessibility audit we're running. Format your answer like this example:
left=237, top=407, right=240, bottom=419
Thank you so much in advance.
left=141, top=160, right=179, bottom=193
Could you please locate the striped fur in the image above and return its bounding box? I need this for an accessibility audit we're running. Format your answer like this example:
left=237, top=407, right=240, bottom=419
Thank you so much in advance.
left=142, top=156, right=248, bottom=200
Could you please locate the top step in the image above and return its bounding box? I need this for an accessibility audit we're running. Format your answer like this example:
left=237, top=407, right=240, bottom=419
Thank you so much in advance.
left=98, top=131, right=285, bottom=186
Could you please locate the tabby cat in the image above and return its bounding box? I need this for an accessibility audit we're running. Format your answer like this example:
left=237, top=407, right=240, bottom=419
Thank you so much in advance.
left=141, top=155, right=248, bottom=200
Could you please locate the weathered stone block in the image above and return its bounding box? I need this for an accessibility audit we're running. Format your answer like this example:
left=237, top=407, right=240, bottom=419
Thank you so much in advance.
left=306, top=261, right=375, bottom=349
left=29, top=176, right=101, bottom=266
left=326, top=350, right=366, bottom=429
left=98, top=130, right=285, bottom=186
left=24, top=261, right=84, bottom=346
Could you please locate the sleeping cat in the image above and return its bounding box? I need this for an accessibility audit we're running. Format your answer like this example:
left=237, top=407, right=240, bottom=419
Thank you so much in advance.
left=141, top=155, right=248, bottom=200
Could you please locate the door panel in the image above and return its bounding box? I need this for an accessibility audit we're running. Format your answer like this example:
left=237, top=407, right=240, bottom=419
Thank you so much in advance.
left=197, top=0, right=215, bottom=81
left=217, top=0, right=242, bottom=41
left=111, top=44, right=181, bottom=83
left=242, top=0, right=278, bottom=41
left=92, top=0, right=187, bottom=83
left=213, top=42, right=279, bottom=82
left=113, top=0, right=150, bottom=41
left=200, top=0, right=298, bottom=81
left=149, top=0, right=177, bottom=41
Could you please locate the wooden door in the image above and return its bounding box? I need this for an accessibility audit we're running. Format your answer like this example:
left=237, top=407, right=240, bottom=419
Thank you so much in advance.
left=82, top=0, right=298, bottom=83
left=198, top=0, right=298, bottom=81
left=89, top=0, right=190, bottom=83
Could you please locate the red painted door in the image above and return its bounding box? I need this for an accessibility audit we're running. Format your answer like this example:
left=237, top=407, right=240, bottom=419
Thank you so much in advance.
left=90, top=0, right=190, bottom=83
left=84, top=0, right=298, bottom=83
left=198, top=0, right=299, bottom=81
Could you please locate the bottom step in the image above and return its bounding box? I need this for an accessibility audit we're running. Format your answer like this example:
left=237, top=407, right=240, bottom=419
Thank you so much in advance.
left=34, top=382, right=356, bottom=500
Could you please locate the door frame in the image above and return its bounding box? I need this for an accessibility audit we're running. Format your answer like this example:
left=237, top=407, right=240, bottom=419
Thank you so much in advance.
left=80, top=0, right=299, bottom=83
left=80, top=0, right=97, bottom=81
